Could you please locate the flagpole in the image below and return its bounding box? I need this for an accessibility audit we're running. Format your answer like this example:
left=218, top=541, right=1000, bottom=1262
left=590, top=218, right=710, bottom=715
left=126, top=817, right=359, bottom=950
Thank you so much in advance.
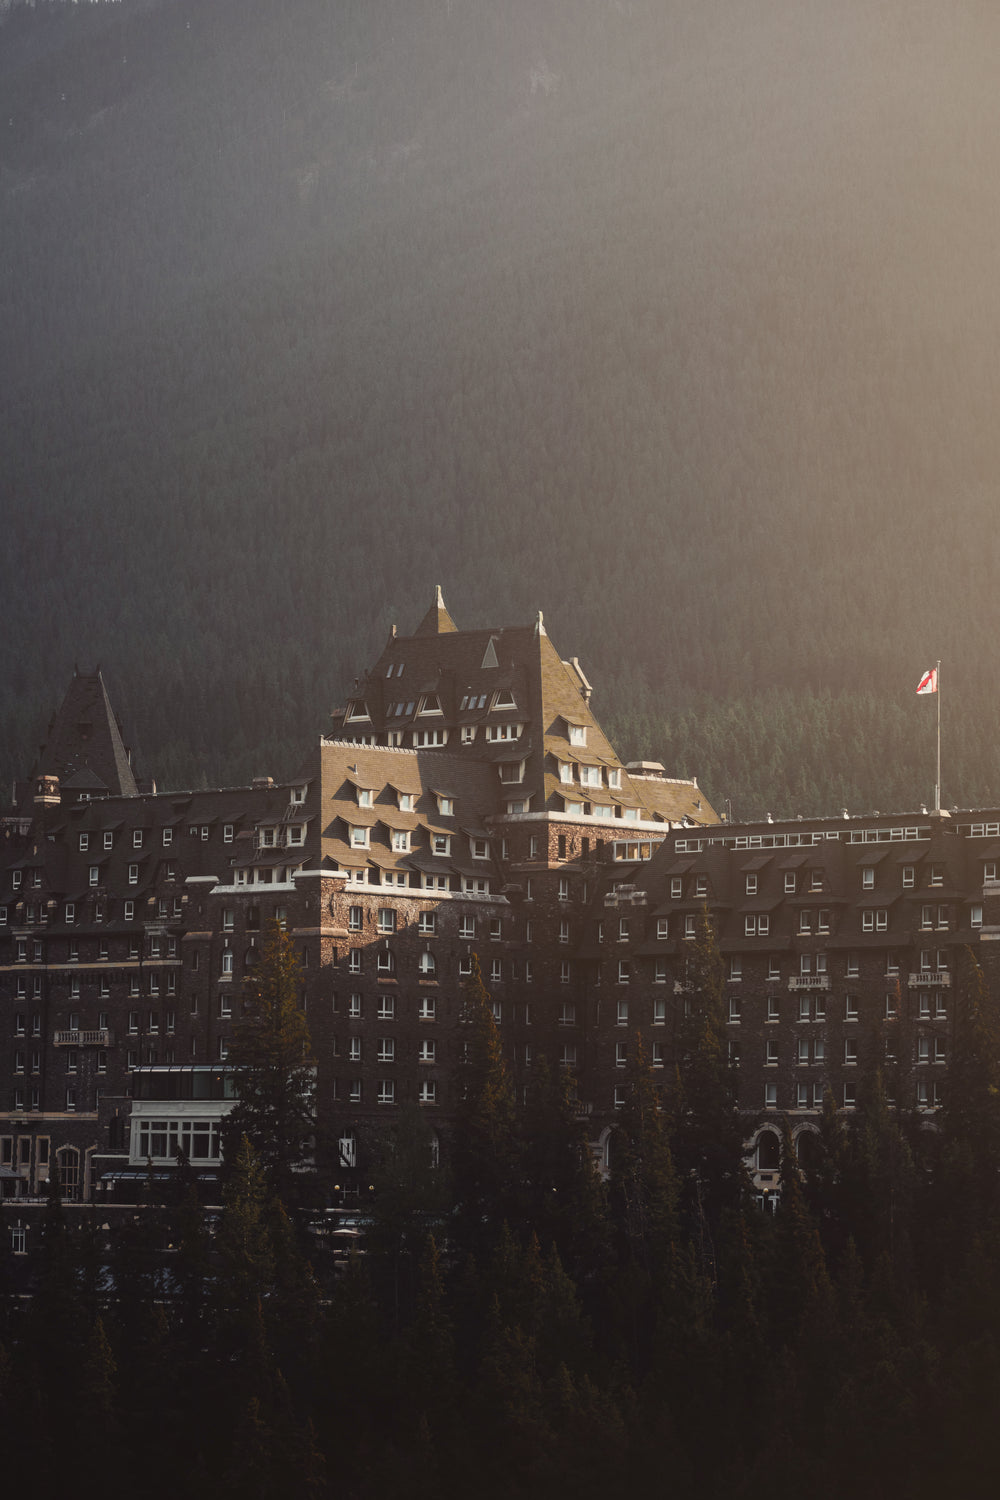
left=935, top=659, right=941, bottom=814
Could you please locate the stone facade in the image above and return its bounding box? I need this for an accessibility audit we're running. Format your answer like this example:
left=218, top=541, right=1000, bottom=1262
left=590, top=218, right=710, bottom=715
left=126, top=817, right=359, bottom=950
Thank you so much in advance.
left=2, top=597, right=997, bottom=1210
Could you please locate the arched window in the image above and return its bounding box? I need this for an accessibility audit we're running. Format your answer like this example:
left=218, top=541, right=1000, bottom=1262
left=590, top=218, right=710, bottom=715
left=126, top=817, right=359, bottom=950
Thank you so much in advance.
left=57, top=1146, right=80, bottom=1201
left=795, top=1129, right=819, bottom=1172
left=756, top=1130, right=781, bottom=1172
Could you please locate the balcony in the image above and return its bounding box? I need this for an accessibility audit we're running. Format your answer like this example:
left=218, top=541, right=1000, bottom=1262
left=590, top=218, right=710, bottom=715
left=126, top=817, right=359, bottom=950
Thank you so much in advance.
left=54, top=1028, right=112, bottom=1047
left=788, top=975, right=830, bottom=991
left=908, top=971, right=951, bottom=988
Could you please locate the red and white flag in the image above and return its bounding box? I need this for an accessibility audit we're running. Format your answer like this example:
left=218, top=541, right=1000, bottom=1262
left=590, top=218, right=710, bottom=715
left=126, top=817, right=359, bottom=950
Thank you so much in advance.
left=916, top=668, right=938, bottom=695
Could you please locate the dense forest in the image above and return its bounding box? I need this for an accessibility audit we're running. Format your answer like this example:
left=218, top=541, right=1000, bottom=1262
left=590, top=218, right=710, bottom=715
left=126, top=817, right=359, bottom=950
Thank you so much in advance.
left=4, top=935, right=1000, bottom=1496
left=4, top=0, right=1000, bottom=817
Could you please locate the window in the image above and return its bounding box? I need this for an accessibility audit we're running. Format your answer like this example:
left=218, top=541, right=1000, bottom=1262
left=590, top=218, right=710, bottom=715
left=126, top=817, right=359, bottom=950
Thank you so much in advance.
left=768, top=958, right=781, bottom=981
left=845, top=994, right=859, bottom=1020
left=128, top=863, right=139, bottom=885
left=766, top=1039, right=779, bottom=1066
left=684, top=915, right=696, bottom=940
left=418, top=951, right=436, bottom=977
left=615, top=1042, right=627, bottom=1069
left=745, top=874, right=758, bottom=896
left=89, top=865, right=99, bottom=887
left=797, top=1084, right=810, bottom=1110
left=844, top=1039, right=858, bottom=1065
left=616, top=999, right=629, bottom=1027
left=797, top=1038, right=809, bottom=1065
left=377, top=950, right=396, bottom=977
left=490, top=959, right=503, bottom=984
left=972, top=904, right=984, bottom=929
left=350, top=825, right=370, bottom=849
left=729, top=996, right=741, bottom=1022
left=784, top=873, right=797, bottom=894
left=124, top=900, right=134, bottom=921
left=729, top=957, right=742, bottom=982
left=418, top=1081, right=437, bottom=1105
left=103, top=830, right=114, bottom=850
left=862, top=868, right=875, bottom=891
left=617, top=960, right=630, bottom=985
left=799, top=910, right=813, bottom=934
left=349, top=1080, right=362, bottom=1104
left=377, top=909, right=396, bottom=934
left=418, top=1039, right=436, bottom=1064
left=656, top=917, right=669, bottom=940
left=817, top=909, right=830, bottom=934
left=79, top=833, right=89, bottom=852
left=377, top=995, right=396, bottom=1021
left=843, top=1083, right=856, bottom=1108
left=133, top=829, right=144, bottom=848
left=377, top=1038, right=395, bottom=1064
left=767, top=995, right=780, bottom=1022
left=764, top=1083, right=778, bottom=1109
left=224, top=824, right=234, bottom=843
left=568, top=724, right=587, bottom=746
left=349, top=949, right=362, bottom=974
left=671, top=877, right=683, bottom=899
left=798, top=996, right=811, bottom=1022
left=845, top=952, right=859, bottom=978
left=930, top=864, right=944, bottom=887
left=417, top=911, right=436, bottom=936
left=418, top=996, right=436, bottom=1021
left=902, top=865, right=914, bottom=888
left=432, top=834, right=451, bottom=856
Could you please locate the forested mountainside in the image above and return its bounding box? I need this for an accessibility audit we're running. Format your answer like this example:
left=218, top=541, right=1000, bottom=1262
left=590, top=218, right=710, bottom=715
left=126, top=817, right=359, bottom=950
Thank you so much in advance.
left=4, top=0, right=1000, bottom=817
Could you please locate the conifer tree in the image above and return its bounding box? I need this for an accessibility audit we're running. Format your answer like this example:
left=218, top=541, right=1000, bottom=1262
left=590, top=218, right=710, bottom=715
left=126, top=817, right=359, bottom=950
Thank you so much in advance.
left=672, top=907, right=745, bottom=1247
left=450, top=955, right=520, bottom=1255
left=518, top=1054, right=609, bottom=1281
left=223, top=920, right=315, bottom=1203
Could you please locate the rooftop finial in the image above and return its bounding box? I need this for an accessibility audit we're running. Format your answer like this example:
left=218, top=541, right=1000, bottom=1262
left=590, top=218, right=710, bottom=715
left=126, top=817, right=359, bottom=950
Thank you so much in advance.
left=534, top=609, right=546, bottom=637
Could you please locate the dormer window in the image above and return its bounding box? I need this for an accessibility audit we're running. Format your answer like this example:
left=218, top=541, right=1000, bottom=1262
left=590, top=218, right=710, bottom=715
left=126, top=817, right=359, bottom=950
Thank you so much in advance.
left=568, top=723, right=587, bottom=747
left=350, top=825, right=370, bottom=849
left=471, top=838, right=489, bottom=860
left=397, top=792, right=414, bottom=812
left=486, top=723, right=521, bottom=743
left=432, top=834, right=451, bottom=856
left=346, top=701, right=371, bottom=721
left=559, top=762, right=573, bottom=784
left=291, top=786, right=306, bottom=804
left=79, top=834, right=89, bottom=852
left=607, top=768, right=621, bottom=790
left=580, top=764, right=601, bottom=788
left=492, top=689, right=517, bottom=710
left=392, top=829, right=410, bottom=852
left=357, top=788, right=373, bottom=808
left=499, top=761, right=524, bottom=784
left=419, top=694, right=443, bottom=716
left=260, top=827, right=276, bottom=847
left=436, top=795, right=454, bottom=817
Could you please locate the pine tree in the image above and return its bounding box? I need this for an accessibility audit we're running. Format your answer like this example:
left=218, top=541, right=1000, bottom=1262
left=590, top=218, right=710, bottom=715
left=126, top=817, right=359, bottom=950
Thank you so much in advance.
left=222, top=920, right=315, bottom=1204
left=672, top=907, right=745, bottom=1254
left=450, top=955, right=520, bottom=1255
left=517, top=1054, right=609, bottom=1283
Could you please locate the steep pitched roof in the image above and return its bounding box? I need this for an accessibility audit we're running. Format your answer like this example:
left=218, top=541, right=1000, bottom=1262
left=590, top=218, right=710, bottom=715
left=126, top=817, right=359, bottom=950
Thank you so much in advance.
left=33, top=669, right=139, bottom=799
left=412, top=585, right=459, bottom=636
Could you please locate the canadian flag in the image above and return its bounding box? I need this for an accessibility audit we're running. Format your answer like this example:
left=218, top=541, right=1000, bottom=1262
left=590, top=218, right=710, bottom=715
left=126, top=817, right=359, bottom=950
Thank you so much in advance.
left=916, top=668, right=938, bottom=695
